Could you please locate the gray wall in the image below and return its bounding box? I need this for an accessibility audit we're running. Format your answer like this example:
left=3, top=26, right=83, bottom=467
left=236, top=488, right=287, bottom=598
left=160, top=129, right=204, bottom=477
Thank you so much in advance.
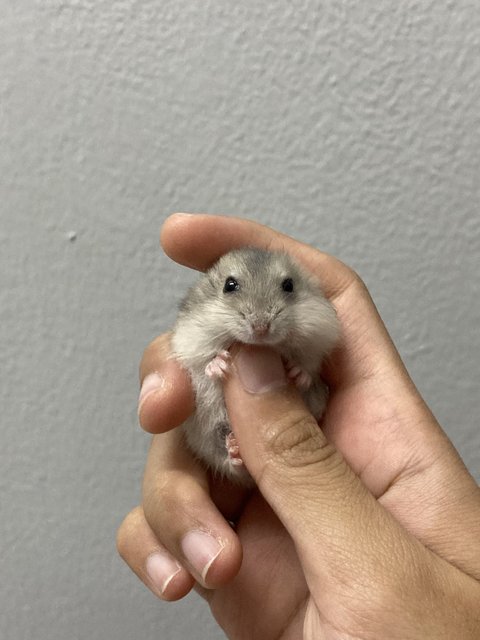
left=1, top=1, right=479, bottom=639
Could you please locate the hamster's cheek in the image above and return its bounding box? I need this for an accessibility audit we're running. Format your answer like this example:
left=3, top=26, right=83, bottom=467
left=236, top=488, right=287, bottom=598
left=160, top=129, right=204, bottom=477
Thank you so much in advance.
left=275, top=313, right=294, bottom=337
left=224, top=316, right=248, bottom=342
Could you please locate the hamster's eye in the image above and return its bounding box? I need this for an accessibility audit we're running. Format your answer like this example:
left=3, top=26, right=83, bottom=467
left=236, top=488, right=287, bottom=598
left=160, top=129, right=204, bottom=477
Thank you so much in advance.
left=281, top=278, right=294, bottom=293
left=223, top=277, right=240, bottom=293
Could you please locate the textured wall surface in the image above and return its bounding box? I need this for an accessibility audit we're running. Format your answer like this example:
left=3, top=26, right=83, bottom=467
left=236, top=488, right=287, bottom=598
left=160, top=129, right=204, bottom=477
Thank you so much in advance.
left=1, top=1, right=479, bottom=639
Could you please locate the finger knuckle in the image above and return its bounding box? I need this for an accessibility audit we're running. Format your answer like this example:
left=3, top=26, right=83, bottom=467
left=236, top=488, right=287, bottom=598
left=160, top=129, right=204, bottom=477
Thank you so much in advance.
left=142, top=481, right=169, bottom=525
left=264, top=411, right=338, bottom=471
left=346, top=265, right=366, bottom=292
left=142, top=470, right=185, bottom=530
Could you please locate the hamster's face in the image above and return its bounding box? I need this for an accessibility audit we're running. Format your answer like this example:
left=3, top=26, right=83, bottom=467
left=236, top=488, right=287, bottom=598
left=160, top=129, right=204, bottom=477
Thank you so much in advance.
left=202, top=249, right=329, bottom=348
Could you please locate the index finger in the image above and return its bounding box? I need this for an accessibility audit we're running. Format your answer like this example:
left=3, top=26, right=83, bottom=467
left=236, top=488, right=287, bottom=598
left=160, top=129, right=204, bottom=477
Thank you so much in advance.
left=138, top=333, right=195, bottom=434
left=161, top=213, right=355, bottom=301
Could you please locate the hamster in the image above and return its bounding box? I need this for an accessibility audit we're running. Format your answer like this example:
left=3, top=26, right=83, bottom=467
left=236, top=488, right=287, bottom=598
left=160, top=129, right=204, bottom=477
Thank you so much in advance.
left=170, top=247, right=340, bottom=487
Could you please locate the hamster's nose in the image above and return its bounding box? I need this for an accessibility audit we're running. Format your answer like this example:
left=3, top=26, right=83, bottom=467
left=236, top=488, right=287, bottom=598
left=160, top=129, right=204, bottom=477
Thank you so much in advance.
left=251, top=322, right=270, bottom=338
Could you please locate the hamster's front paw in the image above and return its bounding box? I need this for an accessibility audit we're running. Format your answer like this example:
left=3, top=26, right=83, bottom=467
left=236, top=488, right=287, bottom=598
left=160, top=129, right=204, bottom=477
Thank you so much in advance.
left=205, top=350, right=231, bottom=379
left=284, top=359, right=312, bottom=390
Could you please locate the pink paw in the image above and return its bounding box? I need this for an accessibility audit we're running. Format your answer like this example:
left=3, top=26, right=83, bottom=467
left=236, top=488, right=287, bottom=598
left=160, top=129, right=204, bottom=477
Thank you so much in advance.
left=285, top=360, right=312, bottom=390
left=226, top=431, right=243, bottom=467
left=205, top=350, right=231, bottom=379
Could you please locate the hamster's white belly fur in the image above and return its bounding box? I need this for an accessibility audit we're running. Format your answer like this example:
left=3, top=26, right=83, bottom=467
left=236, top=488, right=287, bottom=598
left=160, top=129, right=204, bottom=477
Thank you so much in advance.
left=173, top=345, right=328, bottom=486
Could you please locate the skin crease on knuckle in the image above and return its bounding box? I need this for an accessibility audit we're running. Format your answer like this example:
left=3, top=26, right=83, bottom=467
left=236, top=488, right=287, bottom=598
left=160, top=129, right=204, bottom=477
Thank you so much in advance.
left=141, top=469, right=193, bottom=541
left=260, top=410, right=345, bottom=487
left=143, top=468, right=202, bottom=523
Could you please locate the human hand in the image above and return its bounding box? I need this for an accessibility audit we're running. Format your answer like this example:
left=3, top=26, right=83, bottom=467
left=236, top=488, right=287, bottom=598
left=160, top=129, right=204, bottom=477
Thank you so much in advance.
left=117, top=213, right=480, bottom=639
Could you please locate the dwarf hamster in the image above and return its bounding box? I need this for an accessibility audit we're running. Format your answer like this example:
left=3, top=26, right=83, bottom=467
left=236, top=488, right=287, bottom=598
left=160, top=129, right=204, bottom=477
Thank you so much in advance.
left=171, top=247, right=340, bottom=486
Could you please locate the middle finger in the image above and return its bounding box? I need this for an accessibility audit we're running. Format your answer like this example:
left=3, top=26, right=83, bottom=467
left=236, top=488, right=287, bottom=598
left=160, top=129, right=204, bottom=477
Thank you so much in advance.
left=142, top=431, right=246, bottom=589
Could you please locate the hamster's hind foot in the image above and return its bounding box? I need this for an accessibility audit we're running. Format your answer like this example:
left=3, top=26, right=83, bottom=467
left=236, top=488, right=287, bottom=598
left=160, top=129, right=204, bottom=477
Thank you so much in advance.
left=225, top=431, right=243, bottom=467
left=284, top=359, right=312, bottom=390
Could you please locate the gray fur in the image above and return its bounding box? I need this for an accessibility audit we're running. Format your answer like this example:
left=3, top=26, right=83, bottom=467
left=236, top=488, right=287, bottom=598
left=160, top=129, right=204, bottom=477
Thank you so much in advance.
left=171, top=248, right=340, bottom=486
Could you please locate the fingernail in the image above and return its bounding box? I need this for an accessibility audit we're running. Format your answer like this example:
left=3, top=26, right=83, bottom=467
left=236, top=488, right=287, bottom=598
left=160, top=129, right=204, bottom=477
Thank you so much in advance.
left=146, top=551, right=182, bottom=595
left=181, top=531, right=224, bottom=582
left=234, top=346, right=287, bottom=394
left=138, top=373, right=164, bottom=413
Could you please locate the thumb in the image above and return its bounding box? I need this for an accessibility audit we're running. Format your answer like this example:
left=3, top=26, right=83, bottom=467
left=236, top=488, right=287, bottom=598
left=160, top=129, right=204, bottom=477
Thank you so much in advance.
left=223, top=347, right=480, bottom=640
left=222, top=345, right=416, bottom=599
